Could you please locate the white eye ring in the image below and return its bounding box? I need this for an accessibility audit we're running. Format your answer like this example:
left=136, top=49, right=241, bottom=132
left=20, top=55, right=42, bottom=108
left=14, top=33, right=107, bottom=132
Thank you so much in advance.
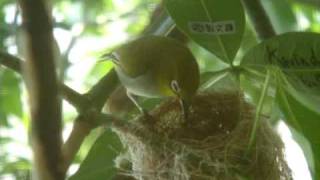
left=171, top=80, right=181, bottom=93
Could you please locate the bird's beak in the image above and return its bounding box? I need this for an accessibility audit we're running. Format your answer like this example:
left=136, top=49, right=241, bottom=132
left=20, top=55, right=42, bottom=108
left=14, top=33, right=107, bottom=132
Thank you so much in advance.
left=179, top=98, right=190, bottom=120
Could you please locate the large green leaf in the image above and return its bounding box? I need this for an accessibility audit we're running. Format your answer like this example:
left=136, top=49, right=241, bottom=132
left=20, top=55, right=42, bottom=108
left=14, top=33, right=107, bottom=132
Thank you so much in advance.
left=241, top=32, right=320, bottom=114
left=164, top=0, right=245, bottom=64
left=241, top=32, right=320, bottom=178
left=239, top=69, right=278, bottom=122
left=69, top=130, right=123, bottom=180
left=276, top=78, right=320, bottom=180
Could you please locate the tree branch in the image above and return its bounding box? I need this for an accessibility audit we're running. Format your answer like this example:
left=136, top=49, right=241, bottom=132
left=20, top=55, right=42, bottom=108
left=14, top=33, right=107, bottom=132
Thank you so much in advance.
left=62, top=119, right=93, bottom=172
left=85, top=69, right=119, bottom=111
left=19, top=0, right=64, bottom=179
left=0, top=52, right=22, bottom=72
left=241, top=0, right=276, bottom=40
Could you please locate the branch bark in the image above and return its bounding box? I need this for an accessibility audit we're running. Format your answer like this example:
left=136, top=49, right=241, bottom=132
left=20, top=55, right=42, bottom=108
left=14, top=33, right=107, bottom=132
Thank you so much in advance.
left=62, top=119, right=93, bottom=172
left=19, top=0, right=64, bottom=179
left=85, top=69, right=119, bottom=111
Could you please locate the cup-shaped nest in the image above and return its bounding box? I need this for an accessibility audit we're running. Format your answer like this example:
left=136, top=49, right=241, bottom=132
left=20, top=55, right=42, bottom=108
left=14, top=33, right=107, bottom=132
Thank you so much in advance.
left=113, top=91, right=292, bottom=180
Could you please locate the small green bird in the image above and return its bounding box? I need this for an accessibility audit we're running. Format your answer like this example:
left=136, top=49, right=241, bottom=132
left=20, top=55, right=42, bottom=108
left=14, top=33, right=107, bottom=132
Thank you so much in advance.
left=104, top=35, right=199, bottom=119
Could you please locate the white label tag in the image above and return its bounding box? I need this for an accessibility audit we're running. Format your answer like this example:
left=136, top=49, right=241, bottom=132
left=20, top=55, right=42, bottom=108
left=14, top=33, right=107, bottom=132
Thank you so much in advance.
left=188, top=21, right=236, bottom=35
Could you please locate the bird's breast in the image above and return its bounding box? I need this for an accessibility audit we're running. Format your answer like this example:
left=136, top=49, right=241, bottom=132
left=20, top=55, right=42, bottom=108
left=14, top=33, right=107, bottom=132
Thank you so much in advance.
left=115, top=67, right=168, bottom=98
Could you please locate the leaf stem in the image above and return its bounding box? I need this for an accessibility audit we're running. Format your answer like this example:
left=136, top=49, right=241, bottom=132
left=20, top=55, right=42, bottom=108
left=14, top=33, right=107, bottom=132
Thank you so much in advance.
left=200, top=68, right=231, bottom=90
left=247, top=69, right=271, bottom=151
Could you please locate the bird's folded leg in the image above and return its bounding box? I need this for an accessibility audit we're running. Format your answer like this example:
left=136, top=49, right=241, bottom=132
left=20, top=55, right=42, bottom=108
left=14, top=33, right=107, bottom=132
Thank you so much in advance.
left=126, top=90, right=153, bottom=121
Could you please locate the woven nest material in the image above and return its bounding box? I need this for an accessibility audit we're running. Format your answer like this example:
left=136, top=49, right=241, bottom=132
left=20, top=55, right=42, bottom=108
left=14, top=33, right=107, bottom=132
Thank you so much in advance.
left=113, top=92, right=292, bottom=180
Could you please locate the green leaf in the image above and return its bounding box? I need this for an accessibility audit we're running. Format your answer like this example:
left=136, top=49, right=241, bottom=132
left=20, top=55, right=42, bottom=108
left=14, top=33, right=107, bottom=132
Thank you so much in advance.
left=248, top=70, right=271, bottom=150
left=200, top=67, right=242, bottom=92
left=239, top=68, right=278, bottom=121
left=164, top=0, right=245, bottom=64
left=69, top=130, right=123, bottom=180
left=241, top=32, right=320, bottom=114
left=0, top=70, right=22, bottom=125
left=241, top=32, right=320, bottom=178
left=200, top=69, right=230, bottom=90
left=1, top=158, right=31, bottom=173
left=276, top=79, right=320, bottom=180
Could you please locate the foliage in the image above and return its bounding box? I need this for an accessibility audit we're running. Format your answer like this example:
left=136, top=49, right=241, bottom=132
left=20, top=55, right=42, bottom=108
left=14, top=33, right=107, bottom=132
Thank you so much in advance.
left=164, top=0, right=245, bottom=63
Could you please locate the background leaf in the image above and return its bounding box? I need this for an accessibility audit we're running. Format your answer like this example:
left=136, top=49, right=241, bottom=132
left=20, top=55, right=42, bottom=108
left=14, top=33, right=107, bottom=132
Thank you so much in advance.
left=241, top=32, right=320, bottom=179
left=0, top=70, right=22, bottom=126
left=69, top=129, right=123, bottom=180
left=164, top=0, right=245, bottom=64
left=241, top=32, right=320, bottom=114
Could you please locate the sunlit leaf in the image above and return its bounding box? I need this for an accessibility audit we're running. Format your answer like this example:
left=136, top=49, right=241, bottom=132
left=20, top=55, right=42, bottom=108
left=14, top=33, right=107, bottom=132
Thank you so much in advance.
left=200, top=69, right=240, bottom=92
left=164, top=0, right=245, bottom=64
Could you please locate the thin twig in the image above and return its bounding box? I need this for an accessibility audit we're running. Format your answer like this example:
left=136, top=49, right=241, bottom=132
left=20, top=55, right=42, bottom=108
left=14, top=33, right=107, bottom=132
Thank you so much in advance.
left=0, top=51, right=89, bottom=111
left=0, top=52, right=22, bottom=72
left=61, top=84, right=89, bottom=111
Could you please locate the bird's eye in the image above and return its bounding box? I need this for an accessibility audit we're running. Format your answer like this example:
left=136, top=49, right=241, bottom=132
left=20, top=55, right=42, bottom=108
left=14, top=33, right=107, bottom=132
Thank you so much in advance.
left=170, top=80, right=181, bottom=93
